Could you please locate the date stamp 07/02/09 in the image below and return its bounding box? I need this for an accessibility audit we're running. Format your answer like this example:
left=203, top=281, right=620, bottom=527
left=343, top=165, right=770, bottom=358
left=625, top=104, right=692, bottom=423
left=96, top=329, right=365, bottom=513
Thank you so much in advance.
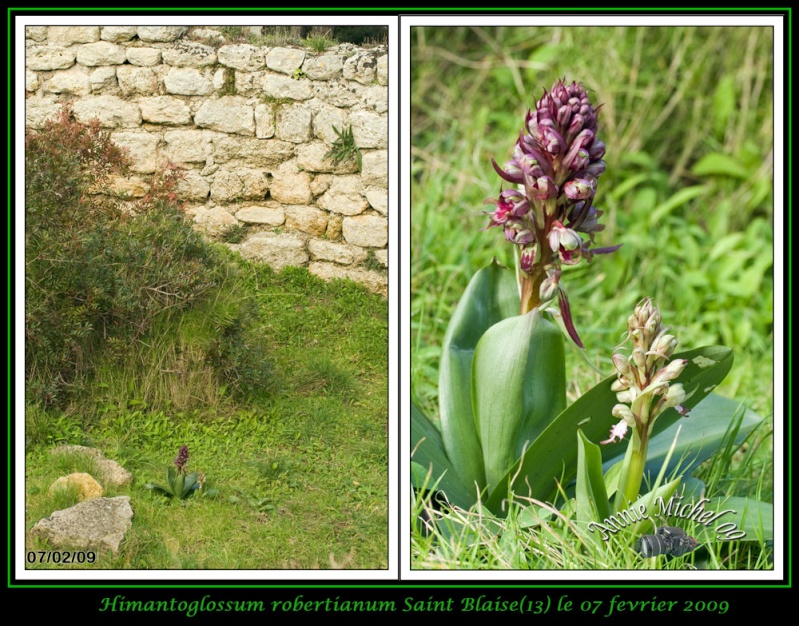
left=26, top=550, right=96, bottom=565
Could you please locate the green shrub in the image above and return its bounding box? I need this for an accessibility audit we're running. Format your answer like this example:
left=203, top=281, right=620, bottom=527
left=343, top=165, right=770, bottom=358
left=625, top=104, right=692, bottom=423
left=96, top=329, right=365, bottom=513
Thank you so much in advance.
left=25, top=107, right=223, bottom=407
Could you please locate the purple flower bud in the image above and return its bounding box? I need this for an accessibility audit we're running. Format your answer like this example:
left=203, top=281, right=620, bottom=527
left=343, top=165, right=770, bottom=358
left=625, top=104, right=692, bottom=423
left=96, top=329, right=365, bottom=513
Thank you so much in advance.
left=563, top=177, right=596, bottom=200
left=520, top=246, right=536, bottom=274
left=174, top=445, right=189, bottom=474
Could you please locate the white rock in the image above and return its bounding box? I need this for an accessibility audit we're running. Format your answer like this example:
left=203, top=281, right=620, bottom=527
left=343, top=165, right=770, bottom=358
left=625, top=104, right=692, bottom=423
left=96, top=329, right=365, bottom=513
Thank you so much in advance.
left=310, top=173, right=332, bottom=196
left=313, top=104, right=348, bottom=144
left=302, top=54, right=344, bottom=80
left=25, top=96, right=60, bottom=128
left=175, top=170, right=210, bottom=201
left=308, top=262, right=386, bottom=295
left=262, top=73, right=312, bottom=100
left=363, top=84, right=388, bottom=113
left=235, top=232, right=309, bottom=271
left=126, top=47, right=162, bottom=67
left=72, top=96, right=141, bottom=128
left=47, top=26, right=99, bottom=46
left=101, top=26, right=138, bottom=43
left=164, top=67, right=213, bottom=96
left=162, top=41, right=217, bottom=67
left=318, top=178, right=369, bottom=216
left=191, top=205, right=238, bottom=235
left=26, top=46, right=75, bottom=71
left=296, top=141, right=358, bottom=174
left=139, top=96, right=191, bottom=125
left=374, top=249, right=388, bottom=267
left=26, top=26, right=48, bottom=42
left=314, top=79, right=363, bottom=108
left=137, top=26, right=187, bottom=42
left=376, top=54, right=388, bottom=86
left=76, top=41, right=127, bottom=66
left=194, top=96, right=254, bottom=135
left=285, top=206, right=328, bottom=236
left=26, top=70, right=39, bottom=92
left=265, top=47, right=306, bottom=75
left=110, top=131, right=159, bottom=173
left=275, top=103, right=312, bottom=143
left=210, top=169, right=243, bottom=202
left=308, top=239, right=366, bottom=265
left=365, top=188, right=388, bottom=215
left=350, top=109, right=386, bottom=149
left=218, top=44, right=266, bottom=71
left=270, top=159, right=312, bottom=205
left=44, top=65, right=91, bottom=96
left=116, top=65, right=158, bottom=95
left=89, top=67, right=117, bottom=92
left=360, top=150, right=387, bottom=187
left=255, top=103, right=275, bottom=138
left=163, top=129, right=210, bottom=163
left=343, top=52, right=378, bottom=85
left=212, top=137, right=294, bottom=168
left=342, top=214, right=388, bottom=248
left=235, top=204, right=285, bottom=225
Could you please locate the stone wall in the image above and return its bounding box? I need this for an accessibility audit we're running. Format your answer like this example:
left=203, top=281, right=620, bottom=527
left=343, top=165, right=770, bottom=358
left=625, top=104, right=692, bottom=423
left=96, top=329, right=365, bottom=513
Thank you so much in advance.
left=25, top=26, right=388, bottom=295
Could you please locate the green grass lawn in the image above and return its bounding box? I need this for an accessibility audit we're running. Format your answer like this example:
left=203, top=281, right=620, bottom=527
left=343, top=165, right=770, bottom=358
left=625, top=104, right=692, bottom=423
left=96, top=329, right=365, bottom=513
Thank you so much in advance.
left=410, top=25, right=774, bottom=569
left=25, top=261, right=388, bottom=570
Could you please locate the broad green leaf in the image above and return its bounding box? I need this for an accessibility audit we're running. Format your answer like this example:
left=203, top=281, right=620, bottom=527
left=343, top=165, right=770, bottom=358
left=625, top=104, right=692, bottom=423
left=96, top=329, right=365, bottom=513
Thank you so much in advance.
left=472, top=309, right=565, bottom=493
left=712, top=75, right=736, bottom=137
left=411, top=401, right=476, bottom=508
left=575, top=430, right=610, bottom=524
left=439, top=259, right=518, bottom=491
left=694, top=496, right=773, bottom=543
left=182, top=472, right=199, bottom=498
left=627, top=477, right=683, bottom=537
left=485, top=345, right=732, bottom=515
left=605, top=393, right=764, bottom=480
left=691, top=153, right=749, bottom=179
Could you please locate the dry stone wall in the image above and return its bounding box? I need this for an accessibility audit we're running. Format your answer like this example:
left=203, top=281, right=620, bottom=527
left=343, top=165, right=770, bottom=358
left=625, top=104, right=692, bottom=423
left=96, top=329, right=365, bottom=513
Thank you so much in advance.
left=25, top=26, right=388, bottom=295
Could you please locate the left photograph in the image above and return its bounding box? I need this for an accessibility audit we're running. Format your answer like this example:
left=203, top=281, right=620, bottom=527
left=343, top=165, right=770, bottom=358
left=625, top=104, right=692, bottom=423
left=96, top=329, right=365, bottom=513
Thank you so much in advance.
left=20, top=23, right=389, bottom=572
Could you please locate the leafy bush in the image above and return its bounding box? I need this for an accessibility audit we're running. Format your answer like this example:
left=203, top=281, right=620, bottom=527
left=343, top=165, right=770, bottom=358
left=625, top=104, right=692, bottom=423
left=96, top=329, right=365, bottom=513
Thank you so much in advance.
left=25, top=107, right=223, bottom=407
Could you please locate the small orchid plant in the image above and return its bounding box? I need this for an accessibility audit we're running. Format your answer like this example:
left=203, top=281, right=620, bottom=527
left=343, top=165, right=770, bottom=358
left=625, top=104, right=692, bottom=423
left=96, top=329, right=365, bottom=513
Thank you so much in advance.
left=145, top=445, right=218, bottom=501
left=411, top=79, right=766, bottom=546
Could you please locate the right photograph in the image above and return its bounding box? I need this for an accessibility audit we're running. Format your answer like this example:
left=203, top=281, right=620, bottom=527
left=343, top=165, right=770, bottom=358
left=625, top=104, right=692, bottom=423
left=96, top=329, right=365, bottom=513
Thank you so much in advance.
left=410, top=24, right=776, bottom=571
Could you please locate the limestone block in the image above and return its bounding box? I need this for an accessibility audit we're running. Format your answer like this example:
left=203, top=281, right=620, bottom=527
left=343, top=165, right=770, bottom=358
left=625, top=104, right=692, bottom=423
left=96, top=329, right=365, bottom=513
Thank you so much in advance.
left=116, top=65, right=158, bottom=95
left=190, top=28, right=225, bottom=44
left=235, top=232, right=308, bottom=271
left=110, top=131, right=159, bottom=173
left=318, top=175, right=368, bottom=216
left=89, top=67, right=117, bottom=92
left=162, top=41, right=217, bottom=67
left=275, top=103, right=312, bottom=143
left=25, top=97, right=60, bottom=128
left=126, top=47, right=161, bottom=67
left=308, top=239, right=368, bottom=265
left=194, top=96, right=254, bottom=135
left=47, top=26, right=100, bottom=46
left=191, top=205, right=238, bottom=235
left=218, top=44, right=266, bottom=71
left=343, top=51, right=377, bottom=85
left=269, top=160, right=312, bottom=205
left=101, top=26, right=138, bottom=42
left=26, top=46, right=75, bottom=71
left=364, top=84, right=388, bottom=113
left=139, top=96, right=191, bottom=125
left=360, top=150, right=387, bottom=187
left=314, top=79, right=363, bottom=108
left=26, top=70, right=39, bottom=92
left=137, top=26, right=187, bottom=42
left=376, top=54, right=388, bottom=86
left=365, top=187, right=388, bottom=215
left=254, top=103, right=275, bottom=138
left=302, top=54, right=344, bottom=80
left=262, top=73, right=312, bottom=100
left=239, top=169, right=270, bottom=199
left=313, top=104, right=348, bottom=144
left=234, top=70, right=264, bottom=95
left=175, top=170, right=210, bottom=201
left=76, top=41, right=127, bottom=66
left=45, top=65, right=91, bottom=96
left=213, top=137, right=294, bottom=168
left=308, top=263, right=386, bottom=296
left=295, top=141, right=358, bottom=174
left=374, top=249, right=388, bottom=267
left=235, top=204, right=285, bottom=225
left=108, top=175, right=150, bottom=198
left=310, top=173, right=332, bottom=196
left=350, top=109, right=386, bottom=149
left=26, top=26, right=48, bottom=42
left=265, top=47, right=306, bottom=75
left=164, top=67, right=213, bottom=96
left=49, top=473, right=104, bottom=501
left=342, top=214, right=388, bottom=248
left=285, top=206, right=328, bottom=237
left=72, top=96, right=141, bottom=128
left=326, top=213, right=343, bottom=240
left=163, top=130, right=209, bottom=164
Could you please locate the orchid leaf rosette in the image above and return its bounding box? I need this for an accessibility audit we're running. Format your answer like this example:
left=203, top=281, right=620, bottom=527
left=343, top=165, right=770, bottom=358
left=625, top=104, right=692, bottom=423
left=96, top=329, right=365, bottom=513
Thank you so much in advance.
left=411, top=79, right=765, bottom=538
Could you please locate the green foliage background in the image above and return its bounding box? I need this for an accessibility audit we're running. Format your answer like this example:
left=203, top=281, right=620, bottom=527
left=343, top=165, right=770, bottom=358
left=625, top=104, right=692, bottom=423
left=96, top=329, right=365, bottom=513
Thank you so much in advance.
left=411, top=26, right=774, bottom=435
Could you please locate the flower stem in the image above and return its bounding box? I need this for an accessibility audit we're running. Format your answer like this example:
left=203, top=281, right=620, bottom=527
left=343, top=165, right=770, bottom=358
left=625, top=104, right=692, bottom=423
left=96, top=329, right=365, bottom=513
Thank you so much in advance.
left=615, top=427, right=650, bottom=512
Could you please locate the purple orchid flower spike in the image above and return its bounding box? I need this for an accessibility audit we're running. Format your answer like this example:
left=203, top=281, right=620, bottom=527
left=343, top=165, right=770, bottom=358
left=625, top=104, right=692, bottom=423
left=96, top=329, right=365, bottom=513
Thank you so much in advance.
left=484, top=79, right=621, bottom=347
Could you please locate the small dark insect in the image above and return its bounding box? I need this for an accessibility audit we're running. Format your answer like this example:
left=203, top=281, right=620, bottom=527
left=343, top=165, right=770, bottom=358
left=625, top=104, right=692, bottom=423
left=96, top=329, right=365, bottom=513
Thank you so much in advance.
left=636, top=525, right=699, bottom=558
